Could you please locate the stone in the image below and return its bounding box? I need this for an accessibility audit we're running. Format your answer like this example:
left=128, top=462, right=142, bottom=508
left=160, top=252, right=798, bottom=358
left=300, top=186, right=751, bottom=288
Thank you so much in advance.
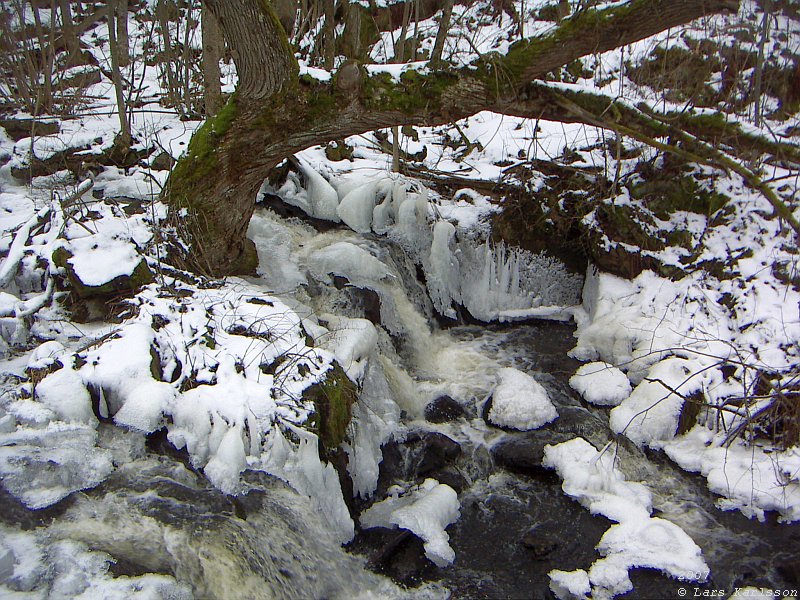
left=150, top=151, right=176, bottom=171
left=490, top=430, right=572, bottom=475
left=424, top=395, right=466, bottom=423
left=0, top=118, right=59, bottom=141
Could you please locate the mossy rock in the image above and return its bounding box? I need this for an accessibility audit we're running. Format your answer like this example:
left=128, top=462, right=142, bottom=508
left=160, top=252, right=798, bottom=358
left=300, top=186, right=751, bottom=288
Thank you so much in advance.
left=303, top=362, right=358, bottom=455
left=52, top=246, right=154, bottom=299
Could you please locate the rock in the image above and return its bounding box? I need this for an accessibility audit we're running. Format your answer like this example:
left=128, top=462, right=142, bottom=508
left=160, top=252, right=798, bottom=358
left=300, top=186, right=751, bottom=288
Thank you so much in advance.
left=52, top=246, right=154, bottom=300
left=356, top=526, right=436, bottom=587
left=424, top=395, right=466, bottom=423
left=150, top=151, right=175, bottom=171
left=0, top=118, right=59, bottom=141
left=377, top=431, right=462, bottom=495
left=520, top=527, right=560, bottom=559
left=61, top=68, right=101, bottom=89
left=490, top=431, right=572, bottom=475
left=331, top=276, right=382, bottom=325
left=778, top=557, right=800, bottom=586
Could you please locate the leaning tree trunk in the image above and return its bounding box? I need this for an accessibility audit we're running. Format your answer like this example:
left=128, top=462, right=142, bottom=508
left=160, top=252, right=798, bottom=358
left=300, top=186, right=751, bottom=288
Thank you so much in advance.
left=162, top=0, right=739, bottom=277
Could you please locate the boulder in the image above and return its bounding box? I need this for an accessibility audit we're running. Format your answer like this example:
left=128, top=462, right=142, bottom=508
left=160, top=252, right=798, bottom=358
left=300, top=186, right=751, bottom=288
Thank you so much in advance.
left=424, top=395, right=467, bottom=423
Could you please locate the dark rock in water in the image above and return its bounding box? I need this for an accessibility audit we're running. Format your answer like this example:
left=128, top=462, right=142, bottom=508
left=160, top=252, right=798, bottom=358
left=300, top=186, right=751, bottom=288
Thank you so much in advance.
left=481, top=394, right=493, bottom=425
left=428, top=466, right=468, bottom=494
left=778, top=557, right=800, bottom=586
left=548, top=405, right=614, bottom=446
left=490, top=430, right=572, bottom=476
left=424, top=395, right=466, bottom=423
left=413, top=432, right=461, bottom=476
left=356, top=526, right=437, bottom=587
left=377, top=431, right=462, bottom=495
left=520, top=527, right=560, bottom=559
left=331, top=275, right=382, bottom=325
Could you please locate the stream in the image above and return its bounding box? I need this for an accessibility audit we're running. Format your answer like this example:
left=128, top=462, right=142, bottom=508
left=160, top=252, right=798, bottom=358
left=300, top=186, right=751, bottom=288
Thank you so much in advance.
left=245, top=200, right=800, bottom=599
left=1, top=191, right=798, bottom=599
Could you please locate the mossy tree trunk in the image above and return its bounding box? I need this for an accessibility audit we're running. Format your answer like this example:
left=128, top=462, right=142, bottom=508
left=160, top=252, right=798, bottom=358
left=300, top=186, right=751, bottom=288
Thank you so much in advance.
left=162, top=0, right=739, bottom=277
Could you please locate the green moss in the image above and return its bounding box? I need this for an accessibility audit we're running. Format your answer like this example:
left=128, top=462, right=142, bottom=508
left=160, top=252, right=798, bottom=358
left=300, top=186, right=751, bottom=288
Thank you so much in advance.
left=362, top=69, right=459, bottom=115
left=631, top=175, right=728, bottom=218
left=303, top=362, right=358, bottom=454
left=500, top=1, right=638, bottom=88
left=168, top=95, right=238, bottom=204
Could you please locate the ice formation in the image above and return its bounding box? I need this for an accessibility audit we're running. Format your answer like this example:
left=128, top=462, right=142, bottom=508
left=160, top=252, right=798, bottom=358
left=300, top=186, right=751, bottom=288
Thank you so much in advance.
left=261, top=426, right=355, bottom=544
left=544, top=438, right=708, bottom=598
left=279, top=173, right=583, bottom=322
left=609, top=357, right=702, bottom=447
left=360, top=478, right=460, bottom=567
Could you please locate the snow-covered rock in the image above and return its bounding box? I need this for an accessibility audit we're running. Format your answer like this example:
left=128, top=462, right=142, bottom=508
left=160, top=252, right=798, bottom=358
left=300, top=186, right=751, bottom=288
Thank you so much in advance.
left=488, top=367, right=558, bottom=430
left=569, top=362, right=631, bottom=407
left=360, top=478, right=460, bottom=567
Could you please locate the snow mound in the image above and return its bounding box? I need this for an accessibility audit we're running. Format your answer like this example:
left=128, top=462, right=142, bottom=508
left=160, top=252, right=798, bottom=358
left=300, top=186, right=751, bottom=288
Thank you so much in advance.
left=360, top=478, right=460, bottom=567
left=548, top=569, right=590, bottom=600
left=663, top=426, right=800, bottom=522
left=62, top=234, right=144, bottom=287
left=609, top=357, right=701, bottom=447
left=569, top=362, right=631, bottom=407
left=488, top=367, right=557, bottom=430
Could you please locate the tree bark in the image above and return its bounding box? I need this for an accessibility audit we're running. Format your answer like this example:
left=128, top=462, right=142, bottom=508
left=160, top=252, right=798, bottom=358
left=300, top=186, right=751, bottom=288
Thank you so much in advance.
left=202, top=1, right=224, bottom=117
left=163, top=0, right=740, bottom=276
left=430, top=0, right=453, bottom=67
left=115, top=0, right=130, bottom=68
left=108, top=0, right=131, bottom=148
left=323, top=0, right=336, bottom=70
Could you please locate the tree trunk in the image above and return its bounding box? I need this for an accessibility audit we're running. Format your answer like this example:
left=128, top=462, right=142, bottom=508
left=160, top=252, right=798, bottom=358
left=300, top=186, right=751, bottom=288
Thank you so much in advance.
left=163, top=0, right=740, bottom=277
left=108, top=0, right=131, bottom=148
left=323, top=0, right=336, bottom=70
left=58, top=0, right=80, bottom=57
left=115, top=0, right=130, bottom=68
left=157, top=0, right=179, bottom=107
left=430, top=0, right=453, bottom=67
left=202, top=1, right=224, bottom=117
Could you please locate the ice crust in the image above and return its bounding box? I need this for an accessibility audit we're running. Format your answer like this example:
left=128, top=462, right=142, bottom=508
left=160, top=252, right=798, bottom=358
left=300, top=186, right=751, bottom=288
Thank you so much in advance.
left=544, top=438, right=708, bottom=599
left=360, top=478, right=460, bottom=567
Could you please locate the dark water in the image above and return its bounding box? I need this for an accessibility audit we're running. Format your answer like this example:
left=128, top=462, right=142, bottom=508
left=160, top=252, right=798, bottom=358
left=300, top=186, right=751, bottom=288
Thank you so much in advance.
left=354, top=321, right=800, bottom=599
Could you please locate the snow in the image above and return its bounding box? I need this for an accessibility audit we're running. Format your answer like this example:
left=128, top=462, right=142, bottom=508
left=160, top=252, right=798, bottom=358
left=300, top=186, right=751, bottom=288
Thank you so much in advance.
left=663, top=426, right=800, bottom=522
left=609, top=357, right=702, bottom=446
left=569, top=362, right=631, bottom=407
left=317, top=314, right=378, bottom=382
left=549, top=569, right=591, bottom=600
left=488, top=367, right=558, bottom=430
left=0, top=0, right=798, bottom=594
left=35, top=365, right=95, bottom=424
left=544, top=438, right=708, bottom=598
left=360, top=478, right=460, bottom=567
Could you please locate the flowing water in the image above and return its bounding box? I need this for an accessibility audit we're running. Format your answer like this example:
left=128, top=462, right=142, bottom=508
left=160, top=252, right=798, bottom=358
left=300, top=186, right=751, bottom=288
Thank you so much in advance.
left=247, top=203, right=800, bottom=598
left=2, top=199, right=799, bottom=599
